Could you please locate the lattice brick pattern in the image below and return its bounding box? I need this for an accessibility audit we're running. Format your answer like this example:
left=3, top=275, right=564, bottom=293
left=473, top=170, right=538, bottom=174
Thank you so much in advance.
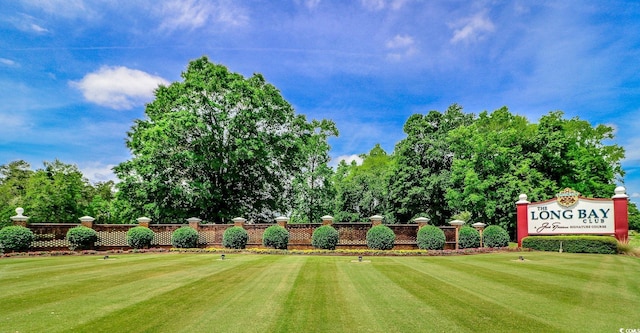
left=96, top=231, right=128, bottom=246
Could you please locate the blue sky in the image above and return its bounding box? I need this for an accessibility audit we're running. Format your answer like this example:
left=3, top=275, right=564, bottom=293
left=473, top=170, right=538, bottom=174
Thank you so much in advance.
left=1, top=0, right=639, bottom=205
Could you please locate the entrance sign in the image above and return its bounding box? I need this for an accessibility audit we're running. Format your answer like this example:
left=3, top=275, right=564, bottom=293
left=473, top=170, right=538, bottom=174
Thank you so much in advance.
left=516, top=187, right=629, bottom=246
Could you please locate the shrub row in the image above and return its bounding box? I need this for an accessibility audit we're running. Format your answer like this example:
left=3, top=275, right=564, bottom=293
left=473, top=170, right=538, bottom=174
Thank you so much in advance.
left=1, top=224, right=511, bottom=252
left=522, top=236, right=618, bottom=254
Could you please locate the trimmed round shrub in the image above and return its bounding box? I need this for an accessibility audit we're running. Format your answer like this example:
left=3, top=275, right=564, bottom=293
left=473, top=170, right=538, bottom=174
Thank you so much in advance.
left=66, top=226, right=98, bottom=250
left=311, top=225, right=339, bottom=250
left=171, top=226, right=199, bottom=248
left=223, top=226, right=249, bottom=249
left=458, top=226, right=480, bottom=249
left=483, top=225, right=510, bottom=248
left=126, top=226, right=155, bottom=249
left=0, top=226, right=35, bottom=252
left=416, top=225, right=445, bottom=250
left=366, top=224, right=396, bottom=250
left=262, top=225, right=289, bottom=250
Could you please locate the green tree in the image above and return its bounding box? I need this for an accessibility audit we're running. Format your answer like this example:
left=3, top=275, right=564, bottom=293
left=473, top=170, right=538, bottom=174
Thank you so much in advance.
left=114, top=57, right=336, bottom=223
left=388, top=104, right=474, bottom=224
left=532, top=111, right=624, bottom=198
left=0, top=160, right=33, bottom=226
left=333, top=144, right=394, bottom=222
left=290, top=119, right=338, bottom=223
left=20, top=160, right=92, bottom=222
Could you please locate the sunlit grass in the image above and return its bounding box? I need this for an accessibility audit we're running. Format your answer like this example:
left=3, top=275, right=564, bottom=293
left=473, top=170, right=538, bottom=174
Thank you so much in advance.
left=1, top=252, right=639, bottom=332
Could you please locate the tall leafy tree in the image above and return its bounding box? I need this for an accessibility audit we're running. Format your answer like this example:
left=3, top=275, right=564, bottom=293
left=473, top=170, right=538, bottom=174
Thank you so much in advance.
left=388, top=104, right=474, bottom=224
left=446, top=107, right=555, bottom=234
left=22, top=159, right=91, bottom=222
left=114, top=57, right=335, bottom=222
left=290, top=119, right=338, bottom=223
left=0, top=160, right=34, bottom=226
left=333, top=144, right=394, bottom=222
left=532, top=111, right=624, bottom=197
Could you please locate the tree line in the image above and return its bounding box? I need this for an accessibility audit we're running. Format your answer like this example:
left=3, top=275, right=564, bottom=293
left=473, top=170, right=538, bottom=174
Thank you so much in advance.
left=1, top=57, right=638, bottom=236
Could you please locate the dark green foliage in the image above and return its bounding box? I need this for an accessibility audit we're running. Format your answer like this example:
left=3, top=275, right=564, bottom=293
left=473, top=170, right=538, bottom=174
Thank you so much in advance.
left=113, top=57, right=337, bottom=223
left=458, top=226, right=480, bottom=249
left=366, top=224, right=396, bottom=250
left=262, top=225, right=289, bottom=249
left=416, top=225, right=445, bottom=250
left=522, top=236, right=617, bottom=254
left=171, top=226, right=199, bottom=248
left=482, top=225, right=509, bottom=248
left=223, top=226, right=249, bottom=249
left=126, top=226, right=155, bottom=249
left=0, top=225, right=35, bottom=252
left=311, top=225, right=339, bottom=250
left=66, top=226, right=98, bottom=250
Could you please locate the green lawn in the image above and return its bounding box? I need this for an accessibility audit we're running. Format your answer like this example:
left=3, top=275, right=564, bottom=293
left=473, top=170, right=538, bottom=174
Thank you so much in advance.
left=1, top=252, right=639, bottom=333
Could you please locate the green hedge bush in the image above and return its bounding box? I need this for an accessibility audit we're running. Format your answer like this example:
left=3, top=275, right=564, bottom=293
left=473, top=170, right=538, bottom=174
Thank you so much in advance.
left=0, top=226, right=35, bottom=252
left=458, top=226, right=480, bottom=249
left=223, top=226, right=249, bottom=249
left=171, top=226, right=199, bottom=248
left=416, top=225, right=445, bottom=250
left=126, top=226, right=155, bottom=249
left=66, top=226, right=98, bottom=250
left=366, top=224, right=396, bottom=250
left=311, top=225, right=339, bottom=250
left=522, top=236, right=617, bottom=254
left=482, top=225, right=509, bottom=248
left=262, top=225, right=289, bottom=249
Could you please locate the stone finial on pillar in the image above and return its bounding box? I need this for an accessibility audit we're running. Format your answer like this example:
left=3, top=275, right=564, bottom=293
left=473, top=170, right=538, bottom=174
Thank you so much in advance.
left=137, top=217, right=152, bottom=228
left=275, top=216, right=289, bottom=227
left=472, top=222, right=487, bottom=247
left=79, top=216, right=95, bottom=228
left=370, top=215, right=384, bottom=226
left=414, top=217, right=430, bottom=229
left=187, top=217, right=202, bottom=230
left=232, top=217, right=246, bottom=227
left=321, top=215, right=334, bottom=225
left=10, top=207, right=29, bottom=227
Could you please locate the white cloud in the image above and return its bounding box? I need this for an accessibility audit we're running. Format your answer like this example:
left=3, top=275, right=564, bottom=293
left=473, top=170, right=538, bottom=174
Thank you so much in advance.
left=386, top=34, right=416, bottom=60
left=632, top=192, right=640, bottom=198
left=10, top=14, right=50, bottom=34
left=300, top=0, right=321, bottom=9
left=0, top=113, right=27, bottom=129
left=0, top=58, right=18, bottom=67
left=70, top=66, right=169, bottom=110
left=79, top=162, right=118, bottom=183
left=450, top=11, right=495, bottom=44
left=20, top=0, right=92, bottom=19
left=157, top=0, right=248, bottom=32
left=361, top=0, right=408, bottom=11
left=331, top=154, right=364, bottom=167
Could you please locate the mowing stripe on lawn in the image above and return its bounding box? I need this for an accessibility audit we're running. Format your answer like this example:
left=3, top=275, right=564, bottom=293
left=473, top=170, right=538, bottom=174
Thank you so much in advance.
left=67, top=255, right=288, bottom=332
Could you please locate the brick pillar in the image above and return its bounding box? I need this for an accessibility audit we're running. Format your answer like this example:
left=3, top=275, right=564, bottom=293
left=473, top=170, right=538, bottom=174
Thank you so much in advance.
left=448, top=220, right=465, bottom=250
left=414, top=217, right=430, bottom=229
left=275, top=216, right=289, bottom=227
left=370, top=215, right=383, bottom=226
left=10, top=207, right=29, bottom=227
left=137, top=217, right=152, bottom=228
left=612, top=186, right=629, bottom=242
left=232, top=217, right=246, bottom=227
left=321, top=215, right=334, bottom=225
left=187, top=217, right=202, bottom=230
left=79, top=216, right=95, bottom=228
left=516, top=194, right=530, bottom=247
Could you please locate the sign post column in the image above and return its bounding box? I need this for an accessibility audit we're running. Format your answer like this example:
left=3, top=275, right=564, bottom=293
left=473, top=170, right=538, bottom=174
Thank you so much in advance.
left=612, top=186, right=629, bottom=242
left=516, top=194, right=530, bottom=247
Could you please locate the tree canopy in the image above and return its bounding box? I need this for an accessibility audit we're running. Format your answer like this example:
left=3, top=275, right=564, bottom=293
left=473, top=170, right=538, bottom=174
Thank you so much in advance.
left=113, top=57, right=337, bottom=223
